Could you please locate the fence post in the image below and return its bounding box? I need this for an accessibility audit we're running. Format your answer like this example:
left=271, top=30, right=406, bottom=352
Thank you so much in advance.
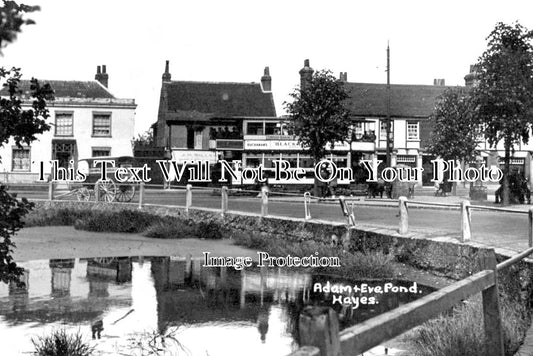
left=221, top=186, right=228, bottom=217
left=298, top=306, right=340, bottom=356
left=261, top=185, right=268, bottom=217
left=138, top=182, right=145, bottom=209
left=186, top=184, right=192, bottom=217
left=461, top=201, right=472, bottom=242
left=304, top=192, right=312, bottom=220
left=48, top=180, right=54, bottom=201
left=399, top=196, right=408, bottom=235
left=527, top=208, right=533, bottom=247
left=479, top=249, right=504, bottom=356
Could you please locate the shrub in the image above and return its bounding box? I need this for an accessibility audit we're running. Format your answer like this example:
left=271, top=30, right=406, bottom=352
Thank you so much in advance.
left=24, top=208, right=86, bottom=227
left=143, top=219, right=224, bottom=240
left=143, top=219, right=197, bottom=239
left=31, top=329, right=94, bottom=356
left=74, top=210, right=161, bottom=233
left=195, top=221, right=223, bottom=240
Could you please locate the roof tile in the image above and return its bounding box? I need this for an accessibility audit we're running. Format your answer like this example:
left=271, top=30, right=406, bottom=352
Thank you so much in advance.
left=163, top=81, right=276, bottom=118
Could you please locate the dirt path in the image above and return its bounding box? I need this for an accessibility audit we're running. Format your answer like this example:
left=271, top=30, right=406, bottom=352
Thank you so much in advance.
left=12, top=226, right=257, bottom=261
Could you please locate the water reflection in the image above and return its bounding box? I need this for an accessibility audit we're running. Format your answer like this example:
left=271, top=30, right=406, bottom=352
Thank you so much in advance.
left=0, top=257, right=433, bottom=355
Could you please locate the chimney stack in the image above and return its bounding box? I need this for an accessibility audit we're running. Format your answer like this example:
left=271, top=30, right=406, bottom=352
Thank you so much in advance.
left=95, top=64, right=109, bottom=88
left=261, top=66, right=272, bottom=92
left=464, top=64, right=480, bottom=87
left=299, top=59, right=314, bottom=91
left=433, top=78, right=445, bottom=86
left=339, top=72, right=348, bottom=82
left=162, top=60, right=172, bottom=82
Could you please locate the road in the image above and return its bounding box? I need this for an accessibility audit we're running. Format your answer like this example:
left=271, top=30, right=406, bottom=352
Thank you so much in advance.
left=11, top=188, right=529, bottom=252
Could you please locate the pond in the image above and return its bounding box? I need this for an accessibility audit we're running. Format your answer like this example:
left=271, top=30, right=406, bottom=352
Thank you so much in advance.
left=0, top=257, right=434, bottom=355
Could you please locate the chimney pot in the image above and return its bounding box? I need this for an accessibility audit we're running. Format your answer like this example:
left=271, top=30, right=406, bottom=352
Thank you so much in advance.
left=162, top=60, right=172, bottom=82
left=95, top=64, right=109, bottom=88
left=261, top=66, right=272, bottom=92
left=465, top=64, right=480, bottom=87
left=299, top=59, right=314, bottom=91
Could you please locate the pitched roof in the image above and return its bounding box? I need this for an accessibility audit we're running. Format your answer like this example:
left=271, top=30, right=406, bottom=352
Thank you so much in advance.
left=344, top=82, right=452, bottom=118
left=0, top=80, right=115, bottom=99
left=162, top=81, right=276, bottom=118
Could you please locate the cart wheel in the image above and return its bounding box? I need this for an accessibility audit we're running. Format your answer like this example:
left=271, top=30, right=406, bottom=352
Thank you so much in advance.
left=115, top=185, right=136, bottom=203
left=95, top=180, right=116, bottom=202
left=76, top=187, right=91, bottom=201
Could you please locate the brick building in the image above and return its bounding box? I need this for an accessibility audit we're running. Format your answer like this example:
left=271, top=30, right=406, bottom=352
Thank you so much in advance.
left=154, top=61, right=276, bottom=166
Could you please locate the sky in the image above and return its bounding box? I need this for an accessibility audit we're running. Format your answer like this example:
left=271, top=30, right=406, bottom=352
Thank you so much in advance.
left=2, top=0, right=533, bottom=135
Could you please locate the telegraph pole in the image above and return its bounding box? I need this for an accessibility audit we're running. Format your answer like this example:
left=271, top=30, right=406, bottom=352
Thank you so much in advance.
left=385, top=43, right=392, bottom=167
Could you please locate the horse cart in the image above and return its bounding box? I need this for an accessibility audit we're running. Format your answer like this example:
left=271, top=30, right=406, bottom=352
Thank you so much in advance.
left=56, top=156, right=138, bottom=203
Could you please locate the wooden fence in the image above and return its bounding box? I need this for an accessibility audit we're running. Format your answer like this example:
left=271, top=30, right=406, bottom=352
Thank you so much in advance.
left=286, top=246, right=533, bottom=356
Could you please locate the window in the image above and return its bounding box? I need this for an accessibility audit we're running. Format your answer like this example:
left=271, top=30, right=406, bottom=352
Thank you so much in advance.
left=265, top=123, right=278, bottom=135
left=407, top=122, right=419, bottom=140
left=194, top=130, right=203, bottom=149
left=380, top=121, right=394, bottom=140
left=92, top=147, right=111, bottom=157
left=55, top=112, right=73, bottom=136
left=12, top=147, right=30, bottom=171
left=353, top=122, right=364, bottom=140
left=92, top=113, right=111, bottom=137
left=246, top=122, right=263, bottom=135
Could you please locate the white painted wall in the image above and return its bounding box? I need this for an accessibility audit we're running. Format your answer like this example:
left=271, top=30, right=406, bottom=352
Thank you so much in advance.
left=0, top=102, right=135, bottom=182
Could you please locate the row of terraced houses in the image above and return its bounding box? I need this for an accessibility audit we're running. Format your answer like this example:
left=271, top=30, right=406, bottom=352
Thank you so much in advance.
left=1, top=60, right=531, bottom=187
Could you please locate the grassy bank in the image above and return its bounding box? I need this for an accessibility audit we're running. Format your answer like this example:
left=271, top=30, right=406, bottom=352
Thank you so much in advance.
left=407, top=291, right=528, bottom=356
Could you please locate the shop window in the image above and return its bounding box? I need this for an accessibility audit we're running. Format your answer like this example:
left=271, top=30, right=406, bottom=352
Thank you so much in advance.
left=246, top=122, right=263, bottom=135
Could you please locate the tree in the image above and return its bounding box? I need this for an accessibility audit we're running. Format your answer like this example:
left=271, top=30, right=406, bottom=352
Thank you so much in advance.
left=471, top=22, right=533, bottom=205
left=427, top=87, right=479, bottom=194
left=131, top=128, right=154, bottom=150
left=0, top=1, right=54, bottom=284
left=284, top=70, right=351, bottom=196
left=0, top=1, right=39, bottom=54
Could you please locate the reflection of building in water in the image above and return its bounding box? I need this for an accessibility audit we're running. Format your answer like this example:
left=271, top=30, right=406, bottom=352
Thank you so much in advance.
left=240, top=267, right=312, bottom=307
left=86, top=257, right=133, bottom=283
left=151, top=257, right=252, bottom=333
left=0, top=259, right=134, bottom=326
left=50, top=259, right=74, bottom=298
left=151, top=257, right=315, bottom=345
left=8, top=269, right=30, bottom=312
left=86, top=257, right=132, bottom=298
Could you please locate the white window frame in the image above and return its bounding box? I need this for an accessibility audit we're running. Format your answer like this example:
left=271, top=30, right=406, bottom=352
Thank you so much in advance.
left=12, top=146, right=31, bottom=171
left=92, top=112, right=112, bottom=137
left=55, top=112, right=74, bottom=137
left=406, top=122, right=419, bottom=141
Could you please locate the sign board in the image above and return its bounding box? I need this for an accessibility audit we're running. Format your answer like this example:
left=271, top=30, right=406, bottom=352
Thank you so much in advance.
left=171, top=150, right=217, bottom=164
